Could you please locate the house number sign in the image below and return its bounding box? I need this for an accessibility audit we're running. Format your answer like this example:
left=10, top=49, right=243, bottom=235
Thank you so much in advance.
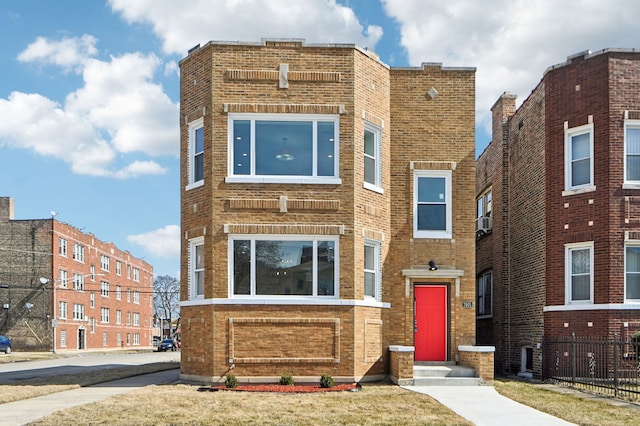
left=462, top=301, right=473, bottom=308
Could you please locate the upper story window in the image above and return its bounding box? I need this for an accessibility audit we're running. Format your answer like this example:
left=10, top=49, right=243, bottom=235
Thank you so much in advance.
left=476, top=188, right=492, bottom=234
left=116, top=261, right=122, bottom=276
left=186, top=118, right=204, bottom=190
left=100, top=255, right=110, bottom=272
left=189, top=237, right=204, bottom=300
left=565, top=242, right=593, bottom=304
left=564, top=123, right=594, bottom=191
left=59, top=269, right=68, bottom=288
left=72, top=244, right=84, bottom=263
left=73, top=303, right=85, bottom=320
left=625, top=243, right=640, bottom=302
left=133, top=290, right=140, bottom=304
left=477, top=271, right=493, bottom=318
left=414, top=170, right=452, bottom=239
left=364, top=122, right=382, bottom=192
left=100, top=281, right=110, bottom=297
left=116, top=285, right=122, bottom=301
left=59, top=238, right=67, bottom=257
left=133, top=268, right=140, bottom=282
left=364, top=240, right=381, bottom=301
left=230, top=236, right=338, bottom=298
left=624, top=119, right=640, bottom=184
left=73, top=273, right=85, bottom=291
left=227, top=114, right=340, bottom=184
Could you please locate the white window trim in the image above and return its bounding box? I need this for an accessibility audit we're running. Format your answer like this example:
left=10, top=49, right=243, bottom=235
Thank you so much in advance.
left=565, top=242, right=594, bottom=305
left=363, top=122, right=383, bottom=193
left=226, top=113, right=341, bottom=184
left=364, top=239, right=382, bottom=301
left=564, top=123, right=594, bottom=192
left=624, top=242, right=640, bottom=303
left=189, top=236, right=205, bottom=300
left=413, top=170, right=452, bottom=239
left=228, top=234, right=340, bottom=299
left=186, top=117, right=205, bottom=191
left=624, top=119, right=640, bottom=186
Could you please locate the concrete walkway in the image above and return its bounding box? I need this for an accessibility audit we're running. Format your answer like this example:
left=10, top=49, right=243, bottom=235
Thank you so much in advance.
left=0, top=369, right=180, bottom=426
left=404, top=385, right=576, bottom=426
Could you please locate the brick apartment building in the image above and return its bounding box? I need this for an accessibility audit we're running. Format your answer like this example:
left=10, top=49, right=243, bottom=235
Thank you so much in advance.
left=0, top=197, right=154, bottom=352
left=476, top=49, right=640, bottom=378
left=179, top=39, right=485, bottom=384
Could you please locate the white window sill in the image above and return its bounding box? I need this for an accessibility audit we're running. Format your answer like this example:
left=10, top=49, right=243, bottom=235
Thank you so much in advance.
left=413, top=231, right=452, bottom=240
left=185, top=180, right=204, bottom=191
left=226, top=176, right=342, bottom=185
left=181, top=297, right=391, bottom=309
left=562, top=185, right=596, bottom=197
left=363, top=182, right=384, bottom=194
left=623, top=183, right=640, bottom=189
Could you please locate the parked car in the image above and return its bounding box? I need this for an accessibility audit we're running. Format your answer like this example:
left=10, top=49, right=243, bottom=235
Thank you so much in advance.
left=0, top=335, right=11, bottom=354
left=157, top=338, right=176, bottom=352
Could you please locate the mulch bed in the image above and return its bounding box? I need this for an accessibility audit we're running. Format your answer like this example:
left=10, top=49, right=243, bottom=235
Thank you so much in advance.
left=198, top=383, right=361, bottom=393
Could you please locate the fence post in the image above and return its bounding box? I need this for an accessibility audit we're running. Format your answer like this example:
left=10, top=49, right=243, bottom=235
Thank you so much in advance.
left=613, top=333, right=619, bottom=398
left=571, top=332, right=576, bottom=384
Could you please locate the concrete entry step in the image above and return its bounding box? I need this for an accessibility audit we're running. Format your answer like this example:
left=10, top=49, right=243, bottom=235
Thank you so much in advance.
left=413, top=364, right=483, bottom=386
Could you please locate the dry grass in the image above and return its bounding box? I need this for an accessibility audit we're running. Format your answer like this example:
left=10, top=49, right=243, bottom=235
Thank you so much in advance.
left=0, top=362, right=178, bottom=404
left=30, top=383, right=473, bottom=426
left=494, top=378, right=640, bottom=426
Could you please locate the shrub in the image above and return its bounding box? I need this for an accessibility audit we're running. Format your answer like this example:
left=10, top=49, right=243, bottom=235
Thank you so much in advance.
left=279, top=373, right=295, bottom=386
left=225, top=374, right=239, bottom=388
left=319, top=374, right=334, bottom=388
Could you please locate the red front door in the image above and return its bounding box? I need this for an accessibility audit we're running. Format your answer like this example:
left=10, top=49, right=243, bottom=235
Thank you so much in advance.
left=414, top=285, right=447, bottom=361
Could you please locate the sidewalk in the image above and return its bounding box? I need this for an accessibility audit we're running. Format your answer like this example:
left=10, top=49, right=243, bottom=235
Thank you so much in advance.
left=0, top=369, right=179, bottom=426
left=404, top=385, right=576, bottom=426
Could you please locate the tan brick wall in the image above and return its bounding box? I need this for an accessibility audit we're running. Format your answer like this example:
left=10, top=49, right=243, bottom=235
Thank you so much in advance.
left=179, top=40, right=476, bottom=382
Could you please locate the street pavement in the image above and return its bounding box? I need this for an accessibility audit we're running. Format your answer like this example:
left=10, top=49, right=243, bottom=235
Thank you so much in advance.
left=0, top=368, right=180, bottom=426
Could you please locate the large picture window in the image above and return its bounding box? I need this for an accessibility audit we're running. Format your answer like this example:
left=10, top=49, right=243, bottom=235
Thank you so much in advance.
left=625, top=243, right=640, bottom=301
left=230, top=236, right=338, bottom=297
left=565, top=242, right=593, bottom=304
left=564, top=124, right=593, bottom=191
left=228, top=114, right=339, bottom=183
left=187, top=118, right=204, bottom=189
left=624, top=120, right=640, bottom=184
left=414, top=170, right=452, bottom=239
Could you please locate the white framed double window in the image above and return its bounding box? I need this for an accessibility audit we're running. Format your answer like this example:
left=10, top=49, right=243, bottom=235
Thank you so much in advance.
left=565, top=242, right=593, bottom=304
left=73, top=244, right=84, bottom=263
left=624, top=243, right=640, bottom=302
left=227, top=113, right=340, bottom=184
left=364, top=122, right=382, bottom=192
left=59, top=301, right=68, bottom=319
left=477, top=271, right=493, bottom=318
left=414, top=170, right=452, bottom=239
left=364, top=240, right=381, bottom=301
left=188, top=237, right=204, bottom=300
left=101, top=307, right=110, bottom=323
left=229, top=235, right=338, bottom=298
left=186, top=117, right=204, bottom=190
left=73, top=303, right=85, bottom=320
left=624, top=119, right=640, bottom=184
left=564, top=123, right=594, bottom=191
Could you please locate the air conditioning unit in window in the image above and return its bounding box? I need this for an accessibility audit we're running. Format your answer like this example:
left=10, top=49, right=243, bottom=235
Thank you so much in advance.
left=476, top=216, right=492, bottom=234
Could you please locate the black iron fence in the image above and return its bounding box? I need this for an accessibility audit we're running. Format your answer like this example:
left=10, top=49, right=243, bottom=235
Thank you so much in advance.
left=543, top=333, right=640, bottom=401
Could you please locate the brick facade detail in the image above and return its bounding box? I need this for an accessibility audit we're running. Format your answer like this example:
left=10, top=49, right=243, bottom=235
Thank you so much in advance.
left=179, top=40, right=478, bottom=384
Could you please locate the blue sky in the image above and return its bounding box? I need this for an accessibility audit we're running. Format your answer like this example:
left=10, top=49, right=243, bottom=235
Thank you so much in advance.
left=1, top=0, right=639, bottom=279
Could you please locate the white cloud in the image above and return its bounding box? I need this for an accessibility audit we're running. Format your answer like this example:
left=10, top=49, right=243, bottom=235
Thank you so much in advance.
left=17, top=34, right=98, bottom=71
left=127, top=225, right=181, bottom=258
left=0, top=36, right=179, bottom=177
left=381, top=0, right=640, bottom=145
left=108, top=0, right=383, bottom=55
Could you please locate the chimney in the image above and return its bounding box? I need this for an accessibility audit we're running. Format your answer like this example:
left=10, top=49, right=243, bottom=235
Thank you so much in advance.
left=0, top=197, right=14, bottom=221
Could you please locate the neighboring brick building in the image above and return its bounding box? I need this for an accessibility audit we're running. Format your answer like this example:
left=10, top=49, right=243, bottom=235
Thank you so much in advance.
left=476, top=49, right=640, bottom=378
left=0, top=197, right=154, bottom=352
left=179, top=39, right=479, bottom=384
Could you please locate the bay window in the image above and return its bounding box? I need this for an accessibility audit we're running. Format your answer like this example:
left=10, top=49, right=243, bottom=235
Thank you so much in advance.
left=230, top=236, right=338, bottom=297
left=625, top=243, right=640, bottom=301
left=625, top=120, right=640, bottom=184
left=227, top=114, right=339, bottom=183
